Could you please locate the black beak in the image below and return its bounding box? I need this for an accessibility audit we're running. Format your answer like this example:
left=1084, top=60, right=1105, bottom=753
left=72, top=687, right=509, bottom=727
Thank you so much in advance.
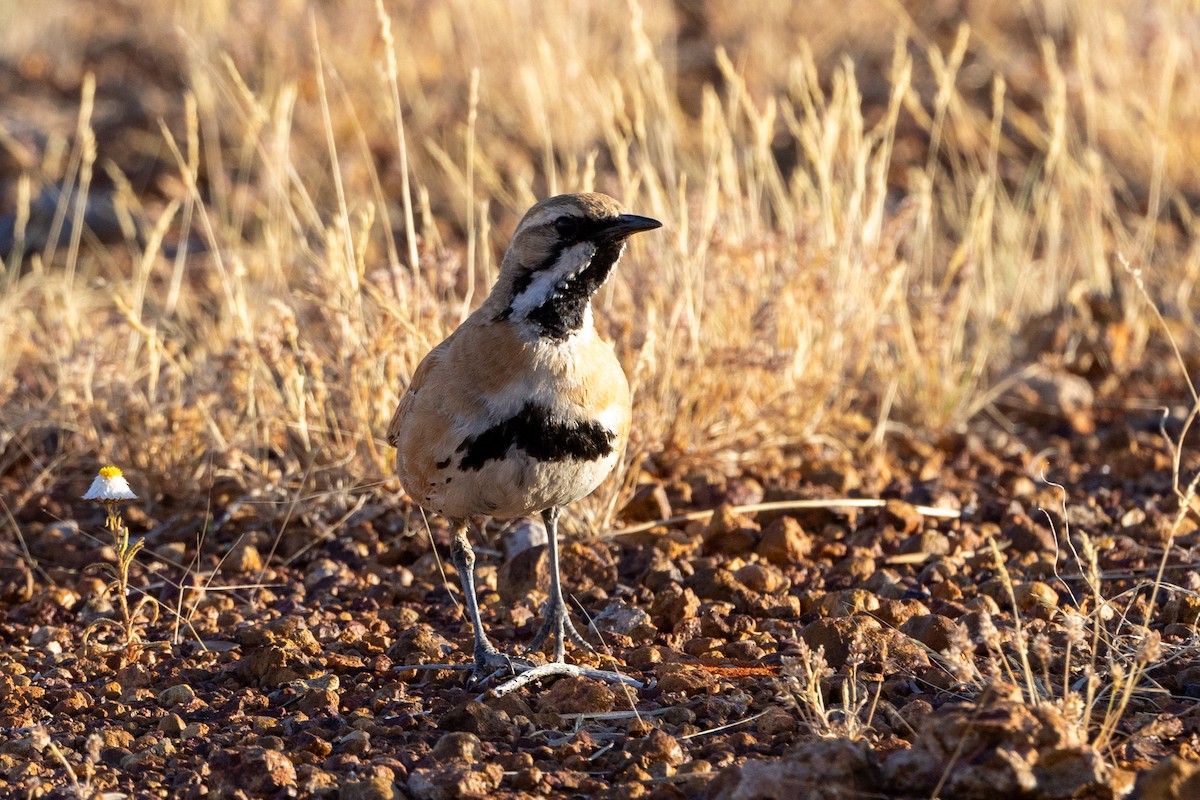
left=600, top=213, right=662, bottom=241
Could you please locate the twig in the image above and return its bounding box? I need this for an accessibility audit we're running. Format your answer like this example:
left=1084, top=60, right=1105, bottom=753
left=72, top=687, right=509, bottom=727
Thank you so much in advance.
left=485, top=663, right=646, bottom=699
left=609, top=497, right=961, bottom=537
left=680, top=710, right=768, bottom=740
left=393, top=662, right=474, bottom=671
left=557, top=707, right=672, bottom=723
left=393, top=659, right=648, bottom=697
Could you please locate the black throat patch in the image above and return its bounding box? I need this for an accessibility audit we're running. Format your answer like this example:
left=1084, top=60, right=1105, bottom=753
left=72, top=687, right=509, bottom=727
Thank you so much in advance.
left=496, top=232, right=626, bottom=341
left=455, top=402, right=616, bottom=471
left=524, top=239, right=623, bottom=340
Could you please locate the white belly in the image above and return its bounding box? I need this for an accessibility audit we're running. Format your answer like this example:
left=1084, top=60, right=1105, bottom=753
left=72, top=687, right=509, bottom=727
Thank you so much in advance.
left=431, top=445, right=621, bottom=520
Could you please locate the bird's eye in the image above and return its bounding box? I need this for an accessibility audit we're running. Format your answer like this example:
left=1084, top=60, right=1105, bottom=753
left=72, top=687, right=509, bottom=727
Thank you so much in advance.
left=554, top=216, right=581, bottom=240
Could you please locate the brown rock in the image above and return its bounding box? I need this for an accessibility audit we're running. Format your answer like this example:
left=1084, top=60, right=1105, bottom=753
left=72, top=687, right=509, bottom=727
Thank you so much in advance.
left=431, top=731, right=482, bottom=763
left=756, top=706, right=798, bottom=737
left=702, top=505, right=760, bottom=555
left=499, top=541, right=616, bottom=602
left=210, top=747, right=297, bottom=795
left=625, top=645, right=672, bottom=668
left=734, top=563, right=787, bottom=594
left=158, top=713, right=186, bottom=736
left=250, top=715, right=280, bottom=734
left=339, top=772, right=399, bottom=800
left=632, top=729, right=684, bottom=767
left=725, top=477, right=765, bottom=507
left=756, top=593, right=802, bottom=618
left=236, top=618, right=324, bottom=688
left=180, top=723, right=207, bottom=739
left=496, top=545, right=548, bottom=604
left=304, top=558, right=348, bottom=590
left=883, top=500, right=924, bottom=535
left=1005, top=513, right=1057, bottom=553
left=299, top=765, right=340, bottom=795
left=862, top=567, right=903, bottom=597
left=591, top=600, right=657, bottom=640
left=799, top=615, right=869, bottom=669
left=649, top=584, right=700, bottom=629
left=683, top=636, right=721, bottom=657
left=389, top=628, right=454, bottom=664
left=408, top=763, right=503, bottom=800
left=816, top=589, right=880, bottom=617
left=1164, top=593, right=1200, bottom=627
left=881, top=747, right=943, bottom=796
left=1035, top=746, right=1108, bottom=798
left=296, top=687, right=341, bottom=716
left=0, top=562, right=33, bottom=603
left=800, top=615, right=928, bottom=672
left=707, top=738, right=879, bottom=800
left=295, top=731, right=333, bottom=757
left=236, top=644, right=319, bottom=688
left=157, top=683, right=196, bottom=708
left=678, top=759, right=715, bottom=796
left=995, top=364, right=1095, bottom=434
left=641, top=550, right=685, bottom=591
left=52, top=690, right=91, bottom=714
left=440, top=700, right=511, bottom=739
left=560, top=542, right=618, bottom=593
left=831, top=552, right=877, bottom=583
left=101, top=728, right=135, bottom=750
left=899, top=530, right=951, bottom=557
left=874, top=598, right=930, bottom=627
left=513, top=766, right=543, bottom=791
left=688, top=567, right=737, bottom=603
left=1014, top=581, right=1059, bottom=612
left=900, top=614, right=960, bottom=655
left=656, top=663, right=713, bottom=695
left=338, top=729, right=371, bottom=756
left=541, top=677, right=615, bottom=715
left=697, top=602, right=741, bottom=638
left=720, top=640, right=765, bottom=660
left=931, top=580, right=964, bottom=602
left=757, top=516, right=812, bottom=564
left=227, top=542, right=264, bottom=573
left=882, top=683, right=1112, bottom=799
left=689, top=568, right=760, bottom=612
left=621, top=482, right=672, bottom=523
left=1140, top=756, right=1200, bottom=800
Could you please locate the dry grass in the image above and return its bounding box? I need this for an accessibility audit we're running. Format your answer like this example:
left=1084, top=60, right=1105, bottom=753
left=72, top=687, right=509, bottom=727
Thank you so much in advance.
left=0, top=0, right=1197, bottom=529
left=4, top=7, right=1200, bottom=796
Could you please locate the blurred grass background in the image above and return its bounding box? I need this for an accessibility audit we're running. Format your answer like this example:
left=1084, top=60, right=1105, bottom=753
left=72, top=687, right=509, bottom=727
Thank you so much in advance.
left=0, top=0, right=1197, bottom=529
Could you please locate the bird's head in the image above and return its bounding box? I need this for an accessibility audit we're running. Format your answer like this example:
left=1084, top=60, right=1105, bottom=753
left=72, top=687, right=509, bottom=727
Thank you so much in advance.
left=490, top=193, right=661, bottom=340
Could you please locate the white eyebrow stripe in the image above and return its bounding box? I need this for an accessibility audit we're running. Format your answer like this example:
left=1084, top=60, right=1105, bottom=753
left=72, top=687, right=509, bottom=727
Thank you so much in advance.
left=509, top=241, right=596, bottom=319
left=517, top=207, right=563, bottom=231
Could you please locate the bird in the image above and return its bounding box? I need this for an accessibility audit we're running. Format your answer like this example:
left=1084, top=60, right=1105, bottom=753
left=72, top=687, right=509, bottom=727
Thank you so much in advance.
left=386, top=192, right=661, bottom=680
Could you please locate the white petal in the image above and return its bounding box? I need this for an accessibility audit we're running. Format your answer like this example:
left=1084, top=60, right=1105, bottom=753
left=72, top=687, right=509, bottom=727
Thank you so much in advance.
left=83, top=475, right=137, bottom=501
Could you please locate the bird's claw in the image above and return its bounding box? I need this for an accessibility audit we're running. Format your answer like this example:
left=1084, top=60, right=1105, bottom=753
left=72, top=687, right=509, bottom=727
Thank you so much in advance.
left=468, top=644, right=532, bottom=688
left=527, top=599, right=593, bottom=663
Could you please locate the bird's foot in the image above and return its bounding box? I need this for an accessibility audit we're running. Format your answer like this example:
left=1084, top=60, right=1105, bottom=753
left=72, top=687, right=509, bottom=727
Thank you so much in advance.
left=527, top=598, right=592, bottom=663
left=468, top=642, right=532, bottom=688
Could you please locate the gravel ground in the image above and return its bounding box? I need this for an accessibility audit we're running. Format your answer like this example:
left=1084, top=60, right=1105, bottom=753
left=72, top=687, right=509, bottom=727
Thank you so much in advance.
left=3, top=391, right=1200, bottom=799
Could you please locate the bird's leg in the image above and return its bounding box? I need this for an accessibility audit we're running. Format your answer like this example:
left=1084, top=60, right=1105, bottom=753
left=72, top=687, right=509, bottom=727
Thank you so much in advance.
left=527, top=506, right=593, bottom=662
left=450, top=523, right=522, bottom=680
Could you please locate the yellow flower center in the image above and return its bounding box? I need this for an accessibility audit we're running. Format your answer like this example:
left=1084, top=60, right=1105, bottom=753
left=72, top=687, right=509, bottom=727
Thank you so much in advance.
left=99, top=466, right=123, bottom=479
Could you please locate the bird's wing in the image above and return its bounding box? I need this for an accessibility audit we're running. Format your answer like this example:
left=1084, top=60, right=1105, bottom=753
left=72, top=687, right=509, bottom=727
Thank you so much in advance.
left=385, top=332, right=456, bottom=447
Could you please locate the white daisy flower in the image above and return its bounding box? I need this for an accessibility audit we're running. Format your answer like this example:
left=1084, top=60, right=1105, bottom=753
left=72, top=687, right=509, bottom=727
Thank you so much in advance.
left=83, top=466, right=137, bottom=502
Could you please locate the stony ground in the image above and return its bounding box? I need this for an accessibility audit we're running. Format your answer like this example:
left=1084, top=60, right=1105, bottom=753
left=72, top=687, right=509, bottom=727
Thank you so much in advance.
left=3, top=384, right=1200, bottom=799
left=3, top=4, right=1200, bottom=798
